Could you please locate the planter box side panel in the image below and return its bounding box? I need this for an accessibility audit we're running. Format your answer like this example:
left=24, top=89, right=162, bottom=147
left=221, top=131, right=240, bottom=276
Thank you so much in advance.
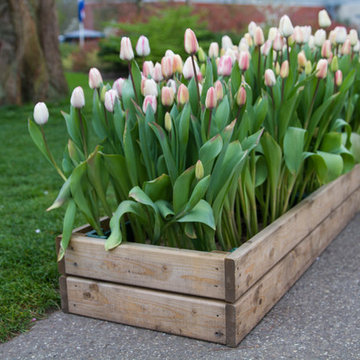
left=65, top=276, right=227, bottom=344
left=225, top=165, right=360, bottom=303
left=63, top=239, right=226, bottom=300
left=226, top=187, right=360, bottom=347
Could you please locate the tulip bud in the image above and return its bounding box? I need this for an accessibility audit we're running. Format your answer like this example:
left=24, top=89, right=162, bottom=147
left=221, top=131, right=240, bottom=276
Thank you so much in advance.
left=273, top=33, right=284, bottom=51
left=71, top=86, right=85, bottom=108
left=172, top=54, right=183, bottom=73
left=244, top=33, right=253, bottom=47
left=297, top=51, right=307, bottom=68
left=88, top=67, right=103, bottom=89
left=321, top=40, right=332, bottom=58
left=184, top=28, right=199, bottom=55
left=279, top=15, right=294, bottom=37
left=316, top=59, right=328, bottom=79
left=275, top=61, right=280, bottom=75
left=329, top=30, right=337, bottom=45
left=238, top=50, right=250, bottom=71
left=164, top=112, right=172, bottom=132
left=305, top=60, right=312, bottom=75
left=254, top=26, right=265, bottom=46
left=238, top=38, right=249, bottom=52
left=318, top=9, right=331, bottom=28
left=200, top=63, right=206, bottom=76
left=205, top=87, right=217, bottom=109
left=280, top=60, right=289, bottom=78
left=143, top=95, right=157, bottom=113
left=197, top=47, right=206, bottom=62
left=195, top=160, right=204, bottom=180
left=302, top=26, right=312, bottom=43
left=264, top=69, right=276, bottom=87
left=143, top=79, right=158, bottom=97
left=33, top=102, right=49, bottom=125
left=152, top=62, right=163, bottom=82
left=217, top=55, right=232, bottom=76
left=330, top=56, right=338, bottom=72
left=100, top=86, right=106, bottom=102
left=236, top=86, right=246, bottom=106
left=143, top=61, right=154, bottom=78
left=335, top=70, right=343, bottom=87
left=248, top=21, right=257, bottom=37
left=112, top=78, right=125, bottom=97
left=221, top=35, right=233, bottom=51
left=314, top=29, right=326, bottom=47
left=161, top=86, right=175, bottom=107
left=214, top=80, right=224, bottom=101
left=268, top=27, right=278, bottom=42
left=261, top=40, right=271, bottom=56
left=165, top=49, right=175, bottom=57
left=209, top=42, right=219, bottom=58
left=353, top=40, right=360, bottom=53
left=120, top=37, right=134, bottom=61
left=167, top=79, right=177, bottom=95
left=341, top=39, right=351, bottom=55
left=335, top=26, right=347, bottom=44
left=308, top=35, right=315, bottom=49
left=104, top=89, right=118, bottom=113
left=136, top=35, right=150, bottom=57
left=293, top=26, right=304, bottom=44
left=161, top=56, right=174, bottom=78
left=349, top=29, right=359, bottom=46
left=183, top=56, right=200, bottom=80
left=177, top=84, right=189, bottom=105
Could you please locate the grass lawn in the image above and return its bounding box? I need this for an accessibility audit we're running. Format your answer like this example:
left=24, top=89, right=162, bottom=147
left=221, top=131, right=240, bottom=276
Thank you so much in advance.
left=0, top=72, right=94, bottom=342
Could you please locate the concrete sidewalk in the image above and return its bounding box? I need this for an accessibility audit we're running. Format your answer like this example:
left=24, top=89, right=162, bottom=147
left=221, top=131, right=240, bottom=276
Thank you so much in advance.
left=1, top=213, right=360, bottom=360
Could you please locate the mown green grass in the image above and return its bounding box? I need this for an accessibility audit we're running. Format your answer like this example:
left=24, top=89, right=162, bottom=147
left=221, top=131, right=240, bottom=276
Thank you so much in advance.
left=0, top=72, right=92, bottom=342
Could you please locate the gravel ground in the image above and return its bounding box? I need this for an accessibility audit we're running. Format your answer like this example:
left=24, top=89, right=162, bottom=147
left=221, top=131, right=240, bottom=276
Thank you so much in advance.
left=1, top=213, right=360, bottom=360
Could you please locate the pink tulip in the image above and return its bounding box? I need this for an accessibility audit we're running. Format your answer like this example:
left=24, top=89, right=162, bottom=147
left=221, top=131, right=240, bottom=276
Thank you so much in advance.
left=112, top=78, right=125, bottom=97
left=214, top=80, right=224, bottom=101
left=135, top=35, right=150, bottom=57
left=172, top=54, right=183, bottom=73
left=316, top=59, right=328, bottom=79
left=280, top=60, right=289, bottom=78
left=218, top=55, right=232, bottom=76
left=264, top=69, right=276, bottom=87
left=104, top=89, right=118, bottom=112
left=293, top=26, right=304, bottom=44
left=321, top=40, right=332, bottom=58
left=184, top=28, right=199, bottom=55
left=238, top=51, right=250, bottom=71
left=205, top=87, right=217, bottom=109
left=183, top=56, right=199, bottom=80
left=341, top=39, right=351, bottom=55
left=177, top=84, right=189, bottom=105
left=152, top=62, right=163, bottom=82
left=161, top=86, right=175, bottom=107
left=209, top=42, right=219, bottom=58
left=142, top=61, right=154, bottom=78
left=143, top=79, right=158, bottom=97
left=254, top=26, right=265, bottom=46
left=120, top=37, right=134, bottom=61
left=88, top=68, right=103, bottom=89
left=236, top=86, right=246, bottom=106
left=161, top=56, right=174, bottom=78
left=142, top=95, right=157, bottom=113
left=335, top=70, right=343, bottom=87
left=261, top=40, right=272, bottom=56
left=297, top=51, right=307, bottom=68
left=273, top=33, right=284, bottom=51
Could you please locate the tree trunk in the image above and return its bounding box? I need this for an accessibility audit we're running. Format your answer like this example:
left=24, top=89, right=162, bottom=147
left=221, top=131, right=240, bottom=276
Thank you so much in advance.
left=0, top=0, right=67, bottom=106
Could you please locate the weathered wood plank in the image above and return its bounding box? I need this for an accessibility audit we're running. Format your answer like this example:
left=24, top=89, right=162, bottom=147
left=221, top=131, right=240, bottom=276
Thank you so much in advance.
left=59, top=275, right=69, bottom=313
left=66, top=276, right=227, bottom=344
left=64, top=239, right=226, bottom=300
left=226, top=187, right=360, bottom=347
left=225, top=165, right=360, bottom=303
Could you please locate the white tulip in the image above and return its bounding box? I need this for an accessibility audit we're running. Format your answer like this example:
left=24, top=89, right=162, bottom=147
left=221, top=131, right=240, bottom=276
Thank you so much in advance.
left=33, top=102, right=49, bottom=125
left=70, top=87, right=85, bottom=108
left=279, top=15, right=294, bottom=37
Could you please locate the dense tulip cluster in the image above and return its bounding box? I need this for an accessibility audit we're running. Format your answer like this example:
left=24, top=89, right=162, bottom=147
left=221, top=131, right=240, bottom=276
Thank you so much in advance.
left=30, top=9, right=360, bottom=257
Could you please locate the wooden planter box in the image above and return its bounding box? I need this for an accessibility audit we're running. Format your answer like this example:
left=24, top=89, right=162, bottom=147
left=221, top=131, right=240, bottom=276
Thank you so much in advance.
left=58, top=165, right=360, bottom=347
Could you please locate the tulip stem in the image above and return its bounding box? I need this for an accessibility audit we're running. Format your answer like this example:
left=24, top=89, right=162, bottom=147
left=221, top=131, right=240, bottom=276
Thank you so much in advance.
left=191, top=54, right=201, bottom=104
left=257, top=46, right=261, bottom=91
left=304, top=78, right=320, bottom=130
left=128, top=61, right=138, bottom=103
left=40, top=126, right=67, bottom=182
left=77, top=109, right=88, bottom=158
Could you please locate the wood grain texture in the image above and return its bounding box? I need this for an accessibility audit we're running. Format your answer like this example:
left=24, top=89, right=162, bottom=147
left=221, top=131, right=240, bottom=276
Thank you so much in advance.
left=66, top=276, right=227, bottom=344
left=59, top=275, right=69, bottom=313
left=225, top=165, right=360, bottom=303
left=64, top=238, right=226, bottom=299
left=226, top=187, right=360, bottom=347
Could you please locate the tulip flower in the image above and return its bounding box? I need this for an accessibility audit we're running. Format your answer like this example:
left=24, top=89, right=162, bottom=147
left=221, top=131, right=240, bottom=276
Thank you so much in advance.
left=161, top=86, right=175, bottom=107
left=298, top=51, right=307, bottom=68
left=314, top=29, right=326, bottom=47
left=205, top=87, right=217, bottom=109
left=112, top=78, right=125, bottom=97
left=88, top=68, right=103, bottom=89
left=165, top=49, right=175, bottom=57
left=217, top=55, right=232, bottom=76
left=261, top=40, right=272, bottom=57
left=143, top=95, right=157, bottom=113
left=184, top=28, right=199, bottom=55
left=70, top=86, right=85, bottom=108
left=305, top=61, right=312, bottom=75
left=225, top=48, right=237, bottom=64
left=293, top=26, right=304, bottom=44
left=254, top=26, right=265, bottom=46
left=33, top=102, right=49, bottom=125
left=316, top=59, right=328, bottom=79
left=275, top=61, right=280, bottom=76
left=143, top=61, right=154, bottom=78
left=104, top=89, right=118, bottom=113
left=280, top=60, right=289, bottom=78
left=214, top=80, right=224, bottom=101
left=152, top=62, right=163, bottom=82
left=161, top=56, right=174, bottom=78
left=335, top=27, right=347, bottom=44
left=136, top=35, right=150, bottom=57
left=335, top=70, right=343, bottom=87
left=279, top=15, right=294, bottom=38
left=318, top=9, right=331, bottom=28
left=183, top=56, right=200, bottom=79
left=239, top=38, right=249, bottom=52
left=268, top=27, right=278, bottom=42
left=329, top=30, right=337, bottom=45
left=330, top=56, right=339, bottom=72
left=236, top=86, right=246, bottom=106
left=120, top=37, right=134, bottom=61
left=172, top=54, right=183, bottom=73
left=209, top=42, right=219, bottom=58
left=177, top=84, right=189, bottom=105
left=302, top=26, right=312, bottom=43
left=221, top=35, right=233, bottom=50
left=264, top=69, right=276, bottom=87
left=164, top=112, right=172, bottom=132
left=248, top=21, right=257, bottom=37
left=354, top=41, right=360, bottom=52
left=321, top=40, right=332, bottom=58
left=197, top=47, right=206, bottom=63
left=143, top=79, right=158, bottom=97
left=341, top=39, right=351, bottom=55
left=167, top=79, right=177, bottom=95
left=195, top=160, right=204, bottom=180
left=244, top=33, right=253, bottom=47
left=273, top=33, right=284, bottom=51
left=349, top=29, right=359, bottom=46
